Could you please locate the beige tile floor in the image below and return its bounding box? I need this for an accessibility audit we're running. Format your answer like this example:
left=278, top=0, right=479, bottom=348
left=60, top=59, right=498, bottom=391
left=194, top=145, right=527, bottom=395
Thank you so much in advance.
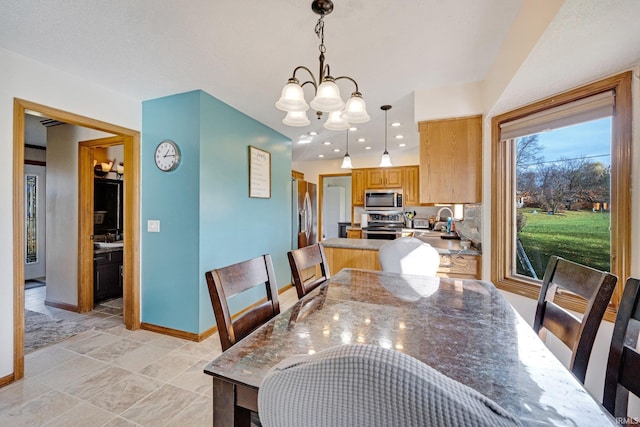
left=1, top=285, right=299, bottom=426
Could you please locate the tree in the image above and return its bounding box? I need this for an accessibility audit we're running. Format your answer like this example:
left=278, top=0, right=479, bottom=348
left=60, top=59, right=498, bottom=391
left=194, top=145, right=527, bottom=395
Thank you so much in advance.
left=516, top=135, right=543, bottom=169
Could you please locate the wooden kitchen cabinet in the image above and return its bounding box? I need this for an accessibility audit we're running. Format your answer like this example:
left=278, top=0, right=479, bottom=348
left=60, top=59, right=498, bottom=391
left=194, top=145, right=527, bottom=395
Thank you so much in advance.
left=437, top=254, right=481, bottom=279
left=352, top=166, right=419, bottom=206
left=94, top=249, right=123, bottom=304
left=351, top=169, right=365, bottom=206
left=347, top=229, right=362, bottom=239
left=403, top=165, right=420, bottom=205
left=324, top=245, right=481, bottom=279
left=419, top=115, right=482, bottom=203
left=366, top=167, right=403, bottom=189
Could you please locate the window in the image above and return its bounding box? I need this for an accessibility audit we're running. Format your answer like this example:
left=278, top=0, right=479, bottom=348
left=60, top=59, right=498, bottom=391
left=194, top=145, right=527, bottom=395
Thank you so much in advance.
left=491, top=72, right=632, bottom=316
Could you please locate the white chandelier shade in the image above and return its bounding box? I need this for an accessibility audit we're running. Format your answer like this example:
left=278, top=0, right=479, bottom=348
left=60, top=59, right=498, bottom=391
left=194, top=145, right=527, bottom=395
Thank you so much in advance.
left=324, top=110, right=350, bottom=131
left=341, top=93, right=370, bottom=123
left=310, top=78, right=344, bottom=112
left=282, top=110, right=311, bottom=127
left=275, top=80, right=309, bottom=112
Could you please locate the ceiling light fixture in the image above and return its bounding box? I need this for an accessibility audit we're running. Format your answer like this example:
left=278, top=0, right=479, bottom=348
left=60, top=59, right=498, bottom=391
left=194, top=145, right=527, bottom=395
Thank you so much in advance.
left=341, top=129, right=353, bottom=169
left=275, top=0, right=370, bottom=129
left=379, top=105, right=392, bottom=167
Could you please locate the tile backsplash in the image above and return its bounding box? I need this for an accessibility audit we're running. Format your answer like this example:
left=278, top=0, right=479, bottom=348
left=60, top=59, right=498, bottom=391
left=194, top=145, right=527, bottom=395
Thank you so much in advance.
left=354, top=203, right=482, bottom=242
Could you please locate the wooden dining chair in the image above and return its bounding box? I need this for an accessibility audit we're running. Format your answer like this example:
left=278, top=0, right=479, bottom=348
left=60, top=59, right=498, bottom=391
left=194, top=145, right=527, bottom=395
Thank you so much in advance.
left=205, top=254, right=280, bottom=351
left=533, top=255, right=617, bottom=383
left=287, top=243, right=330, bottom=299
left=603, top=277, right=640, bottom=418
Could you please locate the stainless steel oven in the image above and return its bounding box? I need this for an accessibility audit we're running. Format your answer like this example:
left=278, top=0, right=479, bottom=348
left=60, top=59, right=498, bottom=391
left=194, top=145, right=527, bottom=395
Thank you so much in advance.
left=362, top=211, right=404, bottom=240
left=362, top=227, right=402, bottom=240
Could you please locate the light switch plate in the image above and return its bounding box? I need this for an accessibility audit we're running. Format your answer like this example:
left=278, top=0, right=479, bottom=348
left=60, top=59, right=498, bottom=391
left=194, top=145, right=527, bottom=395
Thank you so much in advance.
left=147, top=220, right=160, bottom=232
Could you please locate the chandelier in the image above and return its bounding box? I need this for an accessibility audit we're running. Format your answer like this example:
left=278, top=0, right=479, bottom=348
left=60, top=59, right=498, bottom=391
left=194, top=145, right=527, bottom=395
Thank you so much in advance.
left=275, top=0, right=370, bottom=130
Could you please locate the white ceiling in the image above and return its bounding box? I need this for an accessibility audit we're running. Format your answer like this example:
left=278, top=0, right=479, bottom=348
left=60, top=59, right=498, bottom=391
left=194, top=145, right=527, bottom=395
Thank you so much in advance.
left=2, top=1, right=640, bottom=162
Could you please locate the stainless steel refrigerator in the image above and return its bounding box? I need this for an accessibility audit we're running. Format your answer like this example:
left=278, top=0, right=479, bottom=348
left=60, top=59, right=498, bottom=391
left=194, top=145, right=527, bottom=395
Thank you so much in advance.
left=292, top=180, right=317, bottom=249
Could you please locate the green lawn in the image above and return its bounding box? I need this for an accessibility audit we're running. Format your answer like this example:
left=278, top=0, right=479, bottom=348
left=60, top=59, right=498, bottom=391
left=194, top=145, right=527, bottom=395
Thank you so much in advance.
left=517, top=209, right=610, bottom=278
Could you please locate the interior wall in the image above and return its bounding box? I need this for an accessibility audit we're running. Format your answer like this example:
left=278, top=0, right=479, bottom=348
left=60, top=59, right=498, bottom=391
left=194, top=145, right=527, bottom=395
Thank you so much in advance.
left=45, top=124, right=113, bottom=306
left=141, top=91, right=202, bottom=333
left=141, top=90, right=292, bottom=335
left=198, top=90, right=292, bottom=332
left=0, top=46, right=141, bottom=377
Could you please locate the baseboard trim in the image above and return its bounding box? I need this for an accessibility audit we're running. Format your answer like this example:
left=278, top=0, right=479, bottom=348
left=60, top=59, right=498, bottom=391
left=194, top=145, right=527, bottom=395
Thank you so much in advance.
left=44, top=299, right=79, bottom=312
left=0, top=373, right=15, bottom=388
left=140, top=284, right=295, bottom=343
left=139, top=322, right=201, bottom=342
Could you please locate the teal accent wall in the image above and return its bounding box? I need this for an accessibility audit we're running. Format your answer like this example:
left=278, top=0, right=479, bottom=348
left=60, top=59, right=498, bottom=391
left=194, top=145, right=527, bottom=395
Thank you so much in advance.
left=141, top=90, right=291, bottom=334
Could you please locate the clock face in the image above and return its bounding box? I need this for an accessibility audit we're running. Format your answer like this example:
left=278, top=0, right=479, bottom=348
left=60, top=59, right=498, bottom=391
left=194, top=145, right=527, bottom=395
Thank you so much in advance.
left=154, top=140, right=181, bottom=172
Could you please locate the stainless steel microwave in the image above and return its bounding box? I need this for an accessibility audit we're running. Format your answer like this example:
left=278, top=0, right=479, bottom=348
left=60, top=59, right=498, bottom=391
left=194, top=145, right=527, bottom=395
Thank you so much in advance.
left=364, top=189, right=403, bottom=211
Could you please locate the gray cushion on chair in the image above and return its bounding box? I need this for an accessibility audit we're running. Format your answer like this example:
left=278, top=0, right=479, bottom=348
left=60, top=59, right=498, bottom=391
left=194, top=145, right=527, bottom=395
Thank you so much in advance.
left=258, top=344, right=521, bottom=427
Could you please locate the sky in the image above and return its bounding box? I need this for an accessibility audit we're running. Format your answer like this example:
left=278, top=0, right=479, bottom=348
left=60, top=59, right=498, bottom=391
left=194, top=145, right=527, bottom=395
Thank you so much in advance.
left=533, top=117, right=612, bottom=166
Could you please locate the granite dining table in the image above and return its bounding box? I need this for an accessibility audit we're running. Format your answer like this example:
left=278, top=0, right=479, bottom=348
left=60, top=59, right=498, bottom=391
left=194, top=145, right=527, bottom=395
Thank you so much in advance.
left=203, top=268, right=616, bottom=426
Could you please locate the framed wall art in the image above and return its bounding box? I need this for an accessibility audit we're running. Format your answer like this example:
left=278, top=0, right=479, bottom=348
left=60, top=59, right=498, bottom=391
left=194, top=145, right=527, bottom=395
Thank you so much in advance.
left=249, top=145, right=271, bottom=198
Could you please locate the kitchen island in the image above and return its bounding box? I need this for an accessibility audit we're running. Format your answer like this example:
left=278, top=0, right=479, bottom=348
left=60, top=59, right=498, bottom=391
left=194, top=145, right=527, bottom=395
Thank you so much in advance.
left=322, top=234, right=481, bottom=279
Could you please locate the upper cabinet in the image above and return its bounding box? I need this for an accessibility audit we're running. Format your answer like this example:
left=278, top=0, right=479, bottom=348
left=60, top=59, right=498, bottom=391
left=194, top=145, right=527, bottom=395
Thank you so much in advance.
left=403, top=165, right=420, bottom=206
left=366, top=167, right=403, bottom=189
left=351, top=166, right=420, bottom=206
left=351, top=169, right=365, bottom=206
left=419, top=115, right=482, bottom=203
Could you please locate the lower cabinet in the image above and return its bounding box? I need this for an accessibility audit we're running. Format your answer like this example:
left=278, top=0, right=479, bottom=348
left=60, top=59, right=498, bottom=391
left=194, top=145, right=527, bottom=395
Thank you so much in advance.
left=323, top=246, right=480, bottom=279
left=94, top=250, right=123, bottom=304
left=347, top=229, right=362, bottom=239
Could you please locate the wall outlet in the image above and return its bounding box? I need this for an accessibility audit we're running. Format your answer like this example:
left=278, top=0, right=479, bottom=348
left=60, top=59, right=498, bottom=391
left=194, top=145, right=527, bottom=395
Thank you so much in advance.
left=147, top=220, right=160, bottom=232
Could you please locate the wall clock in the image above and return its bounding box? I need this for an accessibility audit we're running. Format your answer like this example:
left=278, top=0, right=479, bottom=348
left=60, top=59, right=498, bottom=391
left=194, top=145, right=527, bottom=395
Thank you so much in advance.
left=154, top=140, right=181, bottom=172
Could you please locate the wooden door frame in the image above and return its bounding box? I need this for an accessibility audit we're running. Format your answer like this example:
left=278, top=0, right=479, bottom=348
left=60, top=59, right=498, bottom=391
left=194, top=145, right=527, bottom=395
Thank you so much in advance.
left=318, top=173, right=351, bottom=240
left=13, top=98, right=141, bottom=380
left=78, top=136, right=127, bottom=313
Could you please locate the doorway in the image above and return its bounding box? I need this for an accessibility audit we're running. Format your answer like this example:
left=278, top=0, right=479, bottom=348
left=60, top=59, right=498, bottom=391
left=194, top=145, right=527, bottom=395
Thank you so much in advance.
left=13, top=99, right=140, bottom=380
left=318, top=173, right=352, bottom=241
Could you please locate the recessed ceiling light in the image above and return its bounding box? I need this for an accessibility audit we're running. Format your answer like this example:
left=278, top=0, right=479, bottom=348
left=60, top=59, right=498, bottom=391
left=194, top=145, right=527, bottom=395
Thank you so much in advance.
left=309, top=131, right=318, bottom=136
left=395, top=135, right=404, bottom=139
left=349, top=127, right=357, bottom=131
left=298, top=135, right=312, bottom=144
left=357, top=138, right=366, bottom=142
left=365, top=146, right=372, bottom=150
left=318, top=154, right=324, bottom=158
left=391, top=122, right=401, bottom=127
left=333, top=148, right=340, bottom=152
left=398, top=143, right=406, bottom=147
left=323, top=141, right=332, bottom=145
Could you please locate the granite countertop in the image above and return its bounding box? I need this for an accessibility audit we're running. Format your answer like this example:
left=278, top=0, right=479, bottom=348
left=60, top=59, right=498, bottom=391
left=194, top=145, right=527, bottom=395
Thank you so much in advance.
left=322, top=235, right=481, bottom=256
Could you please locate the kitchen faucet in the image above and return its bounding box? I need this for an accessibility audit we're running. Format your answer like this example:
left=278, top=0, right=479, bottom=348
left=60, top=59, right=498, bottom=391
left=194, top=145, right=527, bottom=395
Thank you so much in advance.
left=434, top=207, right=455, bottom=232
left=436, top=207, right=454, bottom=221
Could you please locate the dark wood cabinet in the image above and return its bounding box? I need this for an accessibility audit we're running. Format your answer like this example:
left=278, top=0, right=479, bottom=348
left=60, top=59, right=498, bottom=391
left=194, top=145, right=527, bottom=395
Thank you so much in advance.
left=94, top=249, right=123, bottom=303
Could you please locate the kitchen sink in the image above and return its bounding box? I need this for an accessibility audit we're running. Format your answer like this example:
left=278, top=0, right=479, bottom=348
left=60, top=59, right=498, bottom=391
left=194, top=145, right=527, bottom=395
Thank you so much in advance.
left=94, top=241, right=124, bottom=249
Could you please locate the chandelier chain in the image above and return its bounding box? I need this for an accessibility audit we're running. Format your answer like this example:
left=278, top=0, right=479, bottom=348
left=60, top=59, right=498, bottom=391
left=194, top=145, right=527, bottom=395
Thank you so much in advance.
left=315, top=17, right=326, bottom=54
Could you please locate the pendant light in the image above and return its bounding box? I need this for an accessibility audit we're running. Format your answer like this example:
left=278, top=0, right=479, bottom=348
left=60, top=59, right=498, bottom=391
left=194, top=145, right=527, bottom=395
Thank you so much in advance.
left=379, top=105, right=392, bottom=167
left=341, top=129, right=353, bottom=169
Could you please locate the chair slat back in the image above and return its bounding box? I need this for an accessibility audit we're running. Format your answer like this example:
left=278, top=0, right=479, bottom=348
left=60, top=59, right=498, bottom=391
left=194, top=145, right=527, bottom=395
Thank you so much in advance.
left=534, top=255, right=617, bottom=383
left=205, top=254, right=280, bottom=351
left=288, top=243, right=330, bottom=299
left=604, top=278, right=640, bottom=417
